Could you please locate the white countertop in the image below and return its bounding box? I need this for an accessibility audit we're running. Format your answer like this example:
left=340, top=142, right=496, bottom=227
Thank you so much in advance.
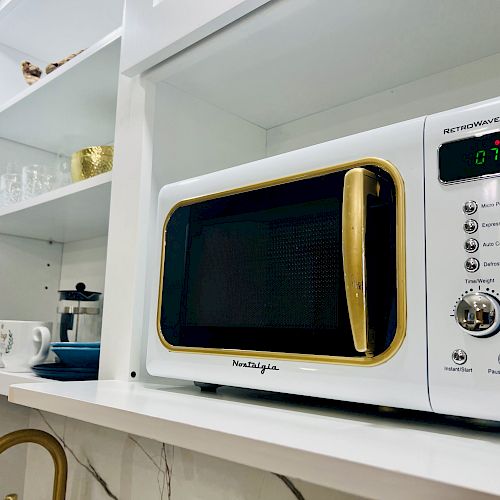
left=0, top=370, right=40, bottom=396
left=8, top=379, right=500, bottom=499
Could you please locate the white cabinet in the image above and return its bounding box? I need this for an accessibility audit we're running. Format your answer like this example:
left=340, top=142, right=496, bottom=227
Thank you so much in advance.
left=120, top=0, right=270, bottom=75
left=0, top=0, right=123, bottom=391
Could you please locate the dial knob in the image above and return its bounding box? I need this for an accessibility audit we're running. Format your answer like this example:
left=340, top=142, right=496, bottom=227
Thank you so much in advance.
left=455, top=292, right=500, bottom=337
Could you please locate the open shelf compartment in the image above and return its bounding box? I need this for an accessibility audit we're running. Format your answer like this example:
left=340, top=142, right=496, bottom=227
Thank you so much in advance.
left=0, top=29, right=121, bottom=155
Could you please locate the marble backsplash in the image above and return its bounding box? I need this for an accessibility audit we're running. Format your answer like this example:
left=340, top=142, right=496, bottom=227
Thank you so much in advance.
left=12, top=407, right=364, bottom=500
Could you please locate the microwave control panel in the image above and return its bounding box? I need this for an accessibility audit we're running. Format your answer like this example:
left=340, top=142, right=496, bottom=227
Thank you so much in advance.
left=425, top=97, right=500, bottom=420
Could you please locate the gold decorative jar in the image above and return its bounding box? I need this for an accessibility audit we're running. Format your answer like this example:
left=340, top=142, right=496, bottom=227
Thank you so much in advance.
left=71, top=145, right=113, bottom=182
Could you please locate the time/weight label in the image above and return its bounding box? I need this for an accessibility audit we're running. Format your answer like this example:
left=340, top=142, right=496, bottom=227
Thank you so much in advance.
left=465, top=277, right=495, bottom=284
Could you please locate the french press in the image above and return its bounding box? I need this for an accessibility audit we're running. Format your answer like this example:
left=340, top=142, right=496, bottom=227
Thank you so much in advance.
left=57, top=282, right=102, bottom=342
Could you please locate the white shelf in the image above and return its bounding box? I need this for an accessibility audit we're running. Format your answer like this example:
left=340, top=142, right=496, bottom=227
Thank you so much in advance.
left=8, top=380, right=500, bottom=500
left=0, top=29, right=121, bottom=155
left=148, top=0, right=500, bottom=129
left=0, top=370, right=40, bottom=396
left=0, top=172, right=111, bottom=242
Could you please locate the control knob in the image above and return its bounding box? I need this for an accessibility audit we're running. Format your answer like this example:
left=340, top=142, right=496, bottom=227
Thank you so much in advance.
left=455, top=292, right=500, bottom=337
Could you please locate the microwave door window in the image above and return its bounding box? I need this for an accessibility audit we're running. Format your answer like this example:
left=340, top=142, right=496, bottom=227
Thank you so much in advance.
left=159, top=166, right=398, bottom=360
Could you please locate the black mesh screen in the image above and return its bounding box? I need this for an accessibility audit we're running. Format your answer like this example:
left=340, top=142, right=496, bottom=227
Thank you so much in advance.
left=184, top=204, right=340, bottom=329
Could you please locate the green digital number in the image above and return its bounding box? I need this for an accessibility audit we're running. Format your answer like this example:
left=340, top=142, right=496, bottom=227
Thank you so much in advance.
left=476, top=150, right=486, bottom=165
left=491, top=147, right=499, bottom=161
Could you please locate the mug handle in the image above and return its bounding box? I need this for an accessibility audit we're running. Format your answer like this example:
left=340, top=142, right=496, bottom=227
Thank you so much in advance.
left=30, top=326, right=51, bottom=367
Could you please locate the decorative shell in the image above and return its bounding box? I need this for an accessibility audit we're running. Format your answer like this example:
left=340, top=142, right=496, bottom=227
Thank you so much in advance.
left=45, top=49, right=84, bottom=75
left=20, top=60, right=42, bottom=85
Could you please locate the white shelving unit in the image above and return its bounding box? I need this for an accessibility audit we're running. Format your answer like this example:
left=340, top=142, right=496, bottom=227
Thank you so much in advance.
left=0, top=172, right=112, bottom=243
left=8, top=379, right=500, bottom=500
left=0, top=2, right=122, bottom=399
left=0, top=29, right=121, bottom=155
left=0, top=2, right=121, bottom=499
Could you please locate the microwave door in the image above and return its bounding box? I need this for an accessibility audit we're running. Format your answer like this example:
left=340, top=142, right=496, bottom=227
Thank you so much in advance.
left=342, top=168, right=380, bottom=357
left=158, top=160, right=401, bottom=363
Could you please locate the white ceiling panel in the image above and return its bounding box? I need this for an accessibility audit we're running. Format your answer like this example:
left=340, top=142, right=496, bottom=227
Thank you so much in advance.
left=154, top=0, right=500, bottom=128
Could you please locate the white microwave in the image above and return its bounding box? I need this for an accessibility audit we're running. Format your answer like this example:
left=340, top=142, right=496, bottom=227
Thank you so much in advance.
left=147, top=96, right=500, bottom=421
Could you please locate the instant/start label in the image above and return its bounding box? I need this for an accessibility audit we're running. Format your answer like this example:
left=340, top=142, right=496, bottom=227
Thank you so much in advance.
left=444, top=366, right=472, bottom=373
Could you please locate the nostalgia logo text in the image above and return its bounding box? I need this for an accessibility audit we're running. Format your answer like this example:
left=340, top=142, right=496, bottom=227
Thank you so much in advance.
left=232, top=359, right=280, bottom=374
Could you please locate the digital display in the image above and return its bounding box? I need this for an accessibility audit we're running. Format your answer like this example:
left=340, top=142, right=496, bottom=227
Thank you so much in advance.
left=439, top=131, right=500, bottom=183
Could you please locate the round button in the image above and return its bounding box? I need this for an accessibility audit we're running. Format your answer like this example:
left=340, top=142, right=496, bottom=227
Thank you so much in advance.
left=463, top=200, right=478, bottom=215
left=465, top=258, right=480, bottom=272
left=464, top=219, right=478, bottom=234
left=452, top=349, right=467, bottom=365
left=464, top=238, right=479, bottom=253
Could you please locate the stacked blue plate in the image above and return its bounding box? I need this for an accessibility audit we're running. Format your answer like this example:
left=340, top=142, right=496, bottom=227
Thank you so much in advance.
left=32, top=342, right=100, bottom=381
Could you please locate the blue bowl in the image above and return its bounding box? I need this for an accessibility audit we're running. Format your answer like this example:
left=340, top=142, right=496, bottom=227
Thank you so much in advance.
left=51, top=346, right=100, bottom=367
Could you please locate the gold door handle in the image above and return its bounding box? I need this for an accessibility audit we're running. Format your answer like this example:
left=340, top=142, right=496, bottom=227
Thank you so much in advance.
left=342, top=168, right=380, bottom=356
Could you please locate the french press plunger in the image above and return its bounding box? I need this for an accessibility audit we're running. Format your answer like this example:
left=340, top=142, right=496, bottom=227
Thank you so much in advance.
left=57, top=282, right=102, bottom=342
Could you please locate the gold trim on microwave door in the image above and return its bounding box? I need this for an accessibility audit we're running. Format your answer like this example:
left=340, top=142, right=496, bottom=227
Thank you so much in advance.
left=156, top=157, right=406, bottom=367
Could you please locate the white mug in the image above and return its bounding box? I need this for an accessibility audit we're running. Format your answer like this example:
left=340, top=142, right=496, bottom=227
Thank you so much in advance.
left=0, top=321, right=52, bottom=372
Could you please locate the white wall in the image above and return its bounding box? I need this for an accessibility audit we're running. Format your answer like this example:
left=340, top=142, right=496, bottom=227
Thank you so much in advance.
left=153, top=81, right=267, bottom=187
left=0, top=136, right=58, bottom=171
left=0, top=234, right=62, bottom=324
left=267, top=52, right=500, bottom=155
left=59, top=236, right=108, bottom=293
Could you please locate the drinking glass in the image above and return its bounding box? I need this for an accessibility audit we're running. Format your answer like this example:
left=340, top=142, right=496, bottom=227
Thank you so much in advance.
left=22, top=165, right=46, bottom=200
left=41, top=171, right=57, bottom=193
left=0, top=173, right=22, bottom=206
